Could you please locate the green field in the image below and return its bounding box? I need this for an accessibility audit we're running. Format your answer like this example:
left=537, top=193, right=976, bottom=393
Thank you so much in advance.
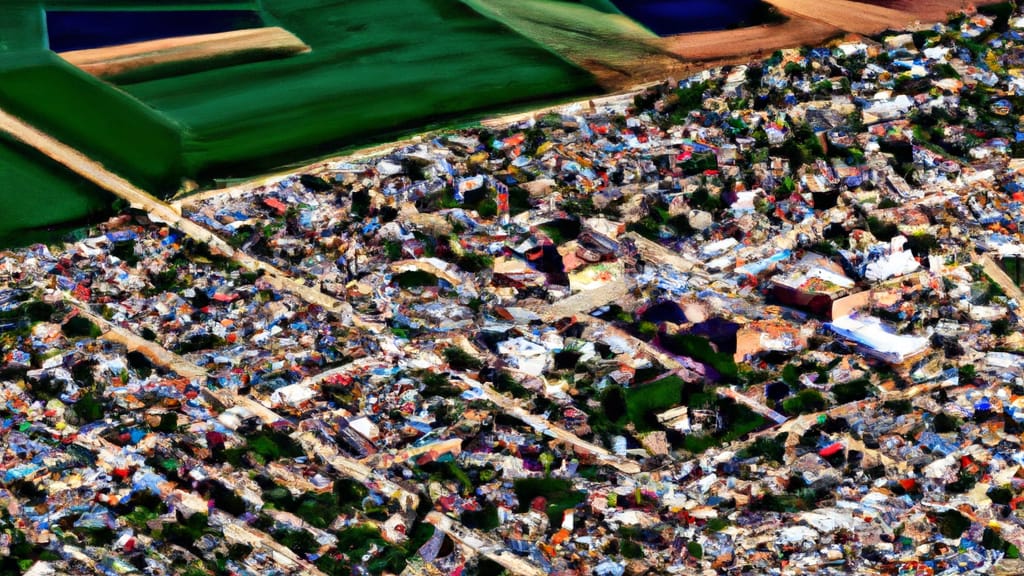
left=625, top=375, right=685, bottom=431
left=463, top=0, right=667, bottom=78
left=120, top=0, right=596, bottom=183
left=0, top=134, right=114, bottom=248
left=0, top=51, right=185, bottom=194
left=0, top=5, right=47, bottom=54
left=0, top=0, right=597, bottom=243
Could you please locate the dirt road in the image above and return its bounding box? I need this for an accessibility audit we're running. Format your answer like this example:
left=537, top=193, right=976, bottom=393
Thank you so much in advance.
left=0, top=107, right=387, bottom=332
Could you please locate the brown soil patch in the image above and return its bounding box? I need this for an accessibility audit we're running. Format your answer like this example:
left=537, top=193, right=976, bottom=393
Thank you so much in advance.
left=851, top=0, right=979, bottom=23
left=585, top=0, right=1007, bottom=90
left=60, top=27, right=309, bottom=80
left=766, top=0, right=1004, bottom=33
left=764, top=0, right=925, bottom=33
left=658, top=17, right=840, bottom=62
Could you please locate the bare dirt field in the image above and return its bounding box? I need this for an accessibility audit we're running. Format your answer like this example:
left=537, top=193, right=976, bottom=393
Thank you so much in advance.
left=658, top=17, right=840, bottom=62
left=850, top=0, right=979, bottom=23
left=60, top=27, right=309, bottom=81
left=764, top=0, right=984, bottom=33
left=469, top=0, right=1001, bottom=92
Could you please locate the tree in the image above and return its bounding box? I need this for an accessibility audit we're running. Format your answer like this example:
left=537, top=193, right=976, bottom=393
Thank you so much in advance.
left=745, top=65, right=764, bottom=91
left=846, top=110, right=865, bottom=134
left=783, top=389, right=827, bottom=415
left=540, top=452, right=554, bottom=477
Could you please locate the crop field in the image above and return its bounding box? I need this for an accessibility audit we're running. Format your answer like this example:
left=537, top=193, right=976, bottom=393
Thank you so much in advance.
left=2, top=0, right=595, bottom=193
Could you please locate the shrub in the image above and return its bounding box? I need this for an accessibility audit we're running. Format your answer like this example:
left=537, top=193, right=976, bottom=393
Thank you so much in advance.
left=867, top=216, right=899, bottom=241
left=513, top=478, right=584, bottom=525
left=384, top=240, right=403, bottom=261
left=706, top=517, right=730, bottom=532
left=421, top=372, right=460, bottom=398
left=992, top=318, right=1012, bottom=337
left=62, top=316, right=101, bottom=339
left=300, top=174, right=332, bottom=192
left=462, top=504, right=499, bottom=530
left=958, top=364, right=976, bottom=381
left=73, top=393, right=104, bottom=423
left=905, top=233, right=939, bottom=257
left=936, top=509, right=971, bottom=539
left=620, top=540, right=643, bottom=559
left=457, top=251, right=493, bottom=273
left=883, top=399, right=912, bottom=415
left=831, top=378, right=873, bottom=404
left=740, top=433, right=788, bottom=463
left=476, top=198, right=498, bottom=218
left=988, top=486, right=1014, bottom=505
left=933, top=412, right=961, bottom=433
left=443, top=347, right=483, bottom=371
left=395, top=270, right=438, bottom=288
left=636, top=320, right=658, bottom=340
left=783, top=389, right=827, bottom=415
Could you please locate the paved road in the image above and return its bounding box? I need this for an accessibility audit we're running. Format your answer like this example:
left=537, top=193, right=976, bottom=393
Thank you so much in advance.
left=80, top=295, right=547, bottom=571
left=622, top=232, right=699, bottom=273
left=449, top=336, right=643, bottom=474
left=72, top=412, right=328, bottom=575
left=717, top=387, right=788, bottom=425
left=457, top=373, right=642, bottom=475
left=67, top=297, right=208, bottom=380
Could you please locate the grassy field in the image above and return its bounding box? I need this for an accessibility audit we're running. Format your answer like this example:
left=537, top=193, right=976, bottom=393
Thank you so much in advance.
left=463, top=0, right=670, bottom=86
left=0, top=51, right=184, bottom=195
left=625, top=375, right=685, bottom=431
left=0, top=0, right=595, bottom=242
left=0, top=6, right=47, bottom=54
left=118, top=0, right=595, bottom=184
left=5, top=0, right=600, bottom=189
left=0, top=133, right=114, bottom=247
